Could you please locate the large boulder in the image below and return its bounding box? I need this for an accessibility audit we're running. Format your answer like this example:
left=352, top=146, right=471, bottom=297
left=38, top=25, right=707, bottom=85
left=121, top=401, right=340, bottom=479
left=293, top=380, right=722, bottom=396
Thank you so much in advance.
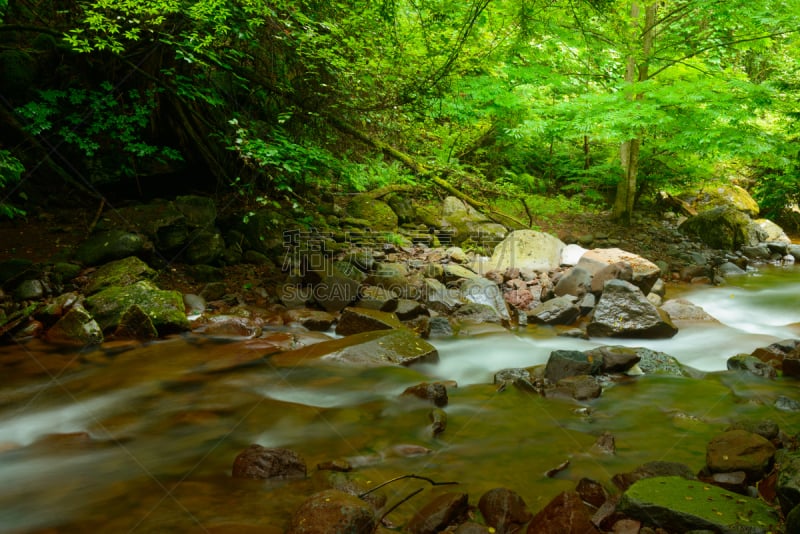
left=680, top=184, right=760, bottom=217
left=271, top=328, right=439, bottom=367
left=755, top=218, right=791, bottom=243
left=440, top=196, right=507, bottom=247
left=346, top=194, right=397, bottom=232
left=587, top=279, right=678, bottom=339
left=476, top=230, right=565, bottom=275
left=74, top=230, right=149, bottom=266
left=576, top=248, right=661, bottom=295
left=84, top=280, right=189, bottom=334
left=679, top=206, right=767, bottom=250
left=617, top=476, right=778, bottom=533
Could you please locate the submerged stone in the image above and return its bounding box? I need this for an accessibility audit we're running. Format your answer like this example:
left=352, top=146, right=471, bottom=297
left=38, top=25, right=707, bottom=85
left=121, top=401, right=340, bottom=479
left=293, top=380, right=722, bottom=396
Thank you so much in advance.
left=232, top=444, right=306, bottom=480
left=271, top=328, right=438, bottom=367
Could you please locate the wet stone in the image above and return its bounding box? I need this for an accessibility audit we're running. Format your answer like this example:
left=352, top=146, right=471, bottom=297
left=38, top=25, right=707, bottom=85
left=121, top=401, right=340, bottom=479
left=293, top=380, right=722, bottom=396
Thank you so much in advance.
left=286, top=489, right=375, bottom=534
left=402, top=381, right=449, bottom=407
left=527, top=490, right=598, bottom=534
left=478, top=487, right=531, bottom=534
left=407, top=492, right=469, bottom=534
left=544, top=350, right=602, bottom=383
left=231, top=444, right=306, bottom=480
left=335, top=306, right=403, bottom=336
left=706, top=430, right=775, bottom=482
left=576, top=477, right=608, bottom=509
left=283, top=308, right=336, bottom=331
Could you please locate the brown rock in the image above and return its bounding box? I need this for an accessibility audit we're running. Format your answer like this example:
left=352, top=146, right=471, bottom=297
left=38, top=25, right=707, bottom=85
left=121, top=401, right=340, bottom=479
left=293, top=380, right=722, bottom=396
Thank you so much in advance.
left=283, top=308, right=336, bottom=331
left=548, top=375, right=602, bottom=401
left=527, top=490, right=599, bottom=534
left=394, top=298, right=430, bottom=320
left=478, top=487, right=532, bottom=534
left=402, top=382, right=449, bottom=407
left=407, top=492, right=469, bottom=534
left=706, top=429, right=776, bottom=482
left=575, top=478, right=608, bottom=509
left=232, top=444, right=306, bottom=480
left=286, top=489, right=375, bottom=534
left=335, top=306, right=403, bottom=336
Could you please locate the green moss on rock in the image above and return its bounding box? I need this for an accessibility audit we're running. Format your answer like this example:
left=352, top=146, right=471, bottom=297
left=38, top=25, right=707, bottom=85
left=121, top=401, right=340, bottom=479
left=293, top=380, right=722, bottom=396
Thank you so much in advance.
left=84, top=280, right=188, bottom=335
left=618, top=476, right=778, bottom=533
left=345, top=195, right=397, bottom=231
left=84, top=256, right=156, bottom=295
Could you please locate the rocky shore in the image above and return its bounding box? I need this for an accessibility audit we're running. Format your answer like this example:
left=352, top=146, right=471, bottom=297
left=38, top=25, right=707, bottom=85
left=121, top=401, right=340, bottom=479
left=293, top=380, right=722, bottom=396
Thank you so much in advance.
left=1, top=184, right=799, bottom=532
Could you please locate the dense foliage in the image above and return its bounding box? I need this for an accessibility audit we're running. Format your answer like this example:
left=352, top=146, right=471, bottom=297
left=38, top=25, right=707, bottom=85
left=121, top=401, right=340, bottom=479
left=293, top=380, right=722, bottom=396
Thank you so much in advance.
left=1, top=0, right=799, bottom=225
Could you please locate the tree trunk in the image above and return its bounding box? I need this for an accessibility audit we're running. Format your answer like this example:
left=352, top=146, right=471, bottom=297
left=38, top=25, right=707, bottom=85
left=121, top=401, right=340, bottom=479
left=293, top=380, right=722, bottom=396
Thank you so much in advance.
left=612, top=2, right=657, bottom=224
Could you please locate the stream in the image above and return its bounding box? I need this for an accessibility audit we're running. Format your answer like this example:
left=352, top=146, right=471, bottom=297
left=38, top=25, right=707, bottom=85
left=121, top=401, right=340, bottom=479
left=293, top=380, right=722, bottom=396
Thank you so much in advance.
left=1, top=266, right=799, bottom=533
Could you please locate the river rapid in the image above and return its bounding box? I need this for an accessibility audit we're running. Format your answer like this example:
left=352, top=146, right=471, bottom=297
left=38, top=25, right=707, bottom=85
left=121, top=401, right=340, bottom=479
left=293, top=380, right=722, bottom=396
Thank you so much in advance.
left=1, top=266, right=799, bottom=532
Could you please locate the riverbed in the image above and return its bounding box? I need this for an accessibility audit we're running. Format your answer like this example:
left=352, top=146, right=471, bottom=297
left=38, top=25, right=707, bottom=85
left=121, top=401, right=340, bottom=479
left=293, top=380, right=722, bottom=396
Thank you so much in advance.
left=1, top=267, right=799, bottom=532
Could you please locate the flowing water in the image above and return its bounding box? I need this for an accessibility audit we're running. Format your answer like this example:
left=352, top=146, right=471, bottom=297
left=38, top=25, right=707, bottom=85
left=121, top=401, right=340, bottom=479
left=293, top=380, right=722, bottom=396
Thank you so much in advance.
left=1, top=267, right=799, bottom=533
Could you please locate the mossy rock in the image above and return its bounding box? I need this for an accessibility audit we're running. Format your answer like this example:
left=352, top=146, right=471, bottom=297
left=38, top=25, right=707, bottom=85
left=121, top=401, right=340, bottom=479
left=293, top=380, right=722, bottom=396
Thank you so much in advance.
left=679, top=206, right=766, bottom=251
left=684, top=184, right=760, bottom=217
left=84, top=280, right=189, bottom=335
left=84, top=256, right=156, bottom=295
left=345, top=195, right=397, bottom=232
left=618, top=476, right=779, bottom=533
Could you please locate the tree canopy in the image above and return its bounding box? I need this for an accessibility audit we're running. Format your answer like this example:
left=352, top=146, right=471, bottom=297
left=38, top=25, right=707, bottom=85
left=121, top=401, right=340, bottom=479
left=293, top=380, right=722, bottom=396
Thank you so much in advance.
left=1, top=0, right=799, bottom=224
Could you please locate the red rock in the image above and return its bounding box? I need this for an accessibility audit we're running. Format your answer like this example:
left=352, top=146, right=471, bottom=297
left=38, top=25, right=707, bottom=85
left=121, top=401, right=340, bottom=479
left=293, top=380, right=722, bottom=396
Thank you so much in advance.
left=527, top=491, right=599, bottom=534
